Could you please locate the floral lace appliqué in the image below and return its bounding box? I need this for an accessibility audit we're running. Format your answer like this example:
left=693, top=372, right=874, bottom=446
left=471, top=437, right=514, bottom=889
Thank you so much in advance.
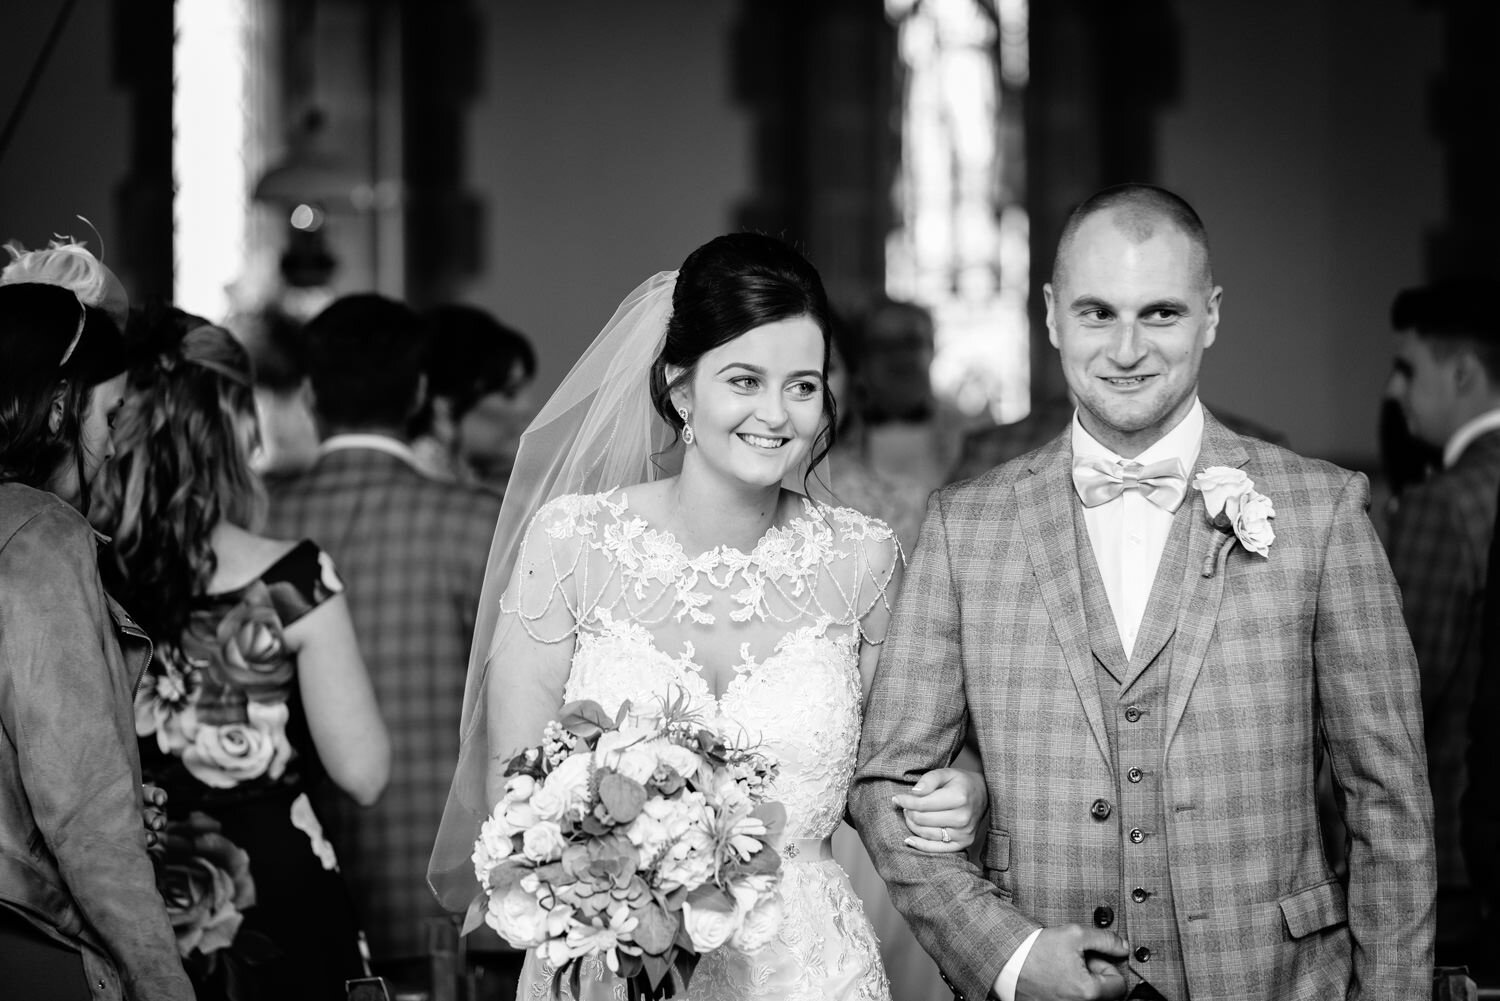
left=519, top=491, right=895, bottom=1001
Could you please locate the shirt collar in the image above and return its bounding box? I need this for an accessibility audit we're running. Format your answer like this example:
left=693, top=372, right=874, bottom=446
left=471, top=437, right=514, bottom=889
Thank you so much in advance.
left=1071, top=397, right=1205, bottom=473
left=1442, top=407, right=1500, bottom=469
left=319, top=433, right=423, bottom=471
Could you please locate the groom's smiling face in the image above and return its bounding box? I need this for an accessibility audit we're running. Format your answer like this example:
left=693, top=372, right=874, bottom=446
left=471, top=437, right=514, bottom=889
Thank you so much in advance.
left=1045, top=209, right=1222, bottom=458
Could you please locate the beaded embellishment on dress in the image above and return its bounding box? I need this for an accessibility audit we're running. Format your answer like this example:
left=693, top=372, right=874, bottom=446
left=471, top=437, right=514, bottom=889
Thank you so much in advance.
left=509, top=490, right=897, bottom=1001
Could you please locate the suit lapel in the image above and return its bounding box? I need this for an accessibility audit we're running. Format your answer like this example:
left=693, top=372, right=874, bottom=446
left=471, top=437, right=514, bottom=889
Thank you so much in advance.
left=1017, top=433, right=1113, bottom=770
left=1119, top=492, right=1195, bottom=690
left=1164, top=411, right=1250, bottom=743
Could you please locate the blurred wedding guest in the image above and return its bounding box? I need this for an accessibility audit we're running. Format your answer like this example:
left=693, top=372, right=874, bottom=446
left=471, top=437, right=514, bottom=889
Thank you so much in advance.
left=857, top=296, right=963, bottom=495
left=823, top=313, right=927, bottom=553
left=1461, top=485, right=1500, bottom=980
left=264, top=294, right=502, bottom=973
left=93, top=307, right=388, bottom=1000
left=0, top=283, right=193, bottom=1001
left=1384, top=278, right=1500, bottom=965
left=411, top=303, right=536, bottom=488
left=231, top=308, right=320, bottom=482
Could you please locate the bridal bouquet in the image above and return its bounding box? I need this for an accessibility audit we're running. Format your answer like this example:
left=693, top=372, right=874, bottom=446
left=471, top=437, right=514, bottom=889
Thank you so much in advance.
left=467, top=692, right=786, bottom=999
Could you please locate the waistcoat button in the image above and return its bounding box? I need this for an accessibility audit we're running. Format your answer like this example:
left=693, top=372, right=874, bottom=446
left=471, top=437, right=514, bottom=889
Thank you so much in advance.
left=1090, top=798, right=1112, bottom=821
left=1134, top=945, right=1152, bottom=963
left=1129, top=827, right=1145, bottom=844
left=1127, top=767, right=1144, bottom=783
left=1093, top=905, right=1115, bottom=928
left=1132, top=887, right=1149, bottom=903
left=1124, top=705, right=1142, bottom=723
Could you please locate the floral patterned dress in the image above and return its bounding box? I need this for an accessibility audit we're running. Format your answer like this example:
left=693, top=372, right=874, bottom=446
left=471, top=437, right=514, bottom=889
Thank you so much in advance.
left=135, top=540, right=364, bottom=1001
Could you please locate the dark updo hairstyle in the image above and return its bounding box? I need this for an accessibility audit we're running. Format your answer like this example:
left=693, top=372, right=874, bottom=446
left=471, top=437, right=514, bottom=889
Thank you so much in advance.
left=0, top=283, right=118, bottom=507
left=648, top=233, right=838, bottom=483
left=93, top=306, right=265, bottom=643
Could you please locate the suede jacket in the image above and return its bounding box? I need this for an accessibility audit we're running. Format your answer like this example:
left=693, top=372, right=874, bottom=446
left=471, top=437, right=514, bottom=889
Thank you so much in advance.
left=0, top=483, right=193, bottom=1001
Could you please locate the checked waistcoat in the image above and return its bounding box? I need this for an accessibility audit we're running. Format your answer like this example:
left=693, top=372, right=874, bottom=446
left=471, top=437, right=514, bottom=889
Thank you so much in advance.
left=1075, top=494, right=1190, bottom=999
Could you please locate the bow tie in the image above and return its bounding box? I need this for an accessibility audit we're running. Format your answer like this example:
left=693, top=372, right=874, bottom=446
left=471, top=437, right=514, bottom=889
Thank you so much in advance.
left=1072, top=456, right=1188, bottom=512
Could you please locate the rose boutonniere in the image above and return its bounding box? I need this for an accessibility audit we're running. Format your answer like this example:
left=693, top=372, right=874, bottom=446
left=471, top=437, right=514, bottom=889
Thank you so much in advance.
left=1191, top=466, right=1275, bottom=575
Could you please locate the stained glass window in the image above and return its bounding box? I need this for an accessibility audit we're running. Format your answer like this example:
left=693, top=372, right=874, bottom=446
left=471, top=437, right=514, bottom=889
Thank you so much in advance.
left=885, top=0, right=1029, bottom=422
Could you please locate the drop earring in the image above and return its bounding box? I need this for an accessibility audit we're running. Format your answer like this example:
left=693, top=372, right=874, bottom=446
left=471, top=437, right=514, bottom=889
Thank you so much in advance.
left=678, top=407, right=695, bottom=446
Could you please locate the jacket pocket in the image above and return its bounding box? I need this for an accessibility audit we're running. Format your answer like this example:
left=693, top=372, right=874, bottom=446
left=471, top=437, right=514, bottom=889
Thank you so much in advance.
left=1278, top=879, right=1347, bottom=939
left=982, top=828, right=1010, bottom=872
left=982, top=829, right=1012, bottom=900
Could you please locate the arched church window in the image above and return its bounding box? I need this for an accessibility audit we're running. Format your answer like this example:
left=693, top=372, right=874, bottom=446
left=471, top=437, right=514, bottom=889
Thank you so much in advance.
left=885, top=0, right=1030, bottom=422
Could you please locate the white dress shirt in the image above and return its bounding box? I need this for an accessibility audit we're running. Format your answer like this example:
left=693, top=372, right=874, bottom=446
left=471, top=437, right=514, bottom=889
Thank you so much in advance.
left=318, top=432, right=425, bottom=471
left=1442, top=406, right=1500, bottom=470
left=994, top=400, right=1206, bottom=1001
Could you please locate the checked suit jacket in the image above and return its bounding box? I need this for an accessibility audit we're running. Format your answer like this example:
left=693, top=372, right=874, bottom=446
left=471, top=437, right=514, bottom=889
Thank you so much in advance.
left=1386, top=426, right=1500, bottom=892
left=266, top=445, right=502, bottom=960
left=850, top=411, right=1435, bottom=1001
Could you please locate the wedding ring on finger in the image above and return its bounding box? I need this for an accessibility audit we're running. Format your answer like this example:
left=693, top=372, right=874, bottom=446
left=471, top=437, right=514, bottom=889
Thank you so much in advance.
left=941, top=827, right=951, bottom=844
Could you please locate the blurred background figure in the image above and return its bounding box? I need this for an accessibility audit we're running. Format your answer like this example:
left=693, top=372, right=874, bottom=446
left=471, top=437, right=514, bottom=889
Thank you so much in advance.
left=94, top=306, right=388, bottom=1000
left=264, top=293, right=502, bottom=983
left=231, top=308, right=321, bottom=483
left=856, top=296, right=965, bottom=498
left=0, top=282, right=194, bottom=1001
left=411, top=303, right=536, bottom=489
left=1382, top=279, right=1500, bottom=968
left=1461, top=485, right=1500, bottom=981
left=822, top=310, right=928, bottom=553
left=1372, top=396, right=1441, bottom=541
left=825, top=308, right=977, bottom=1001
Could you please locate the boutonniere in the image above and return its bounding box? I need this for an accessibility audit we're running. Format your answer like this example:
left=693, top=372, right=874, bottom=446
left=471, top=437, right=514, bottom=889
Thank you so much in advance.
left=1191, top=466, right=1275, bottom=576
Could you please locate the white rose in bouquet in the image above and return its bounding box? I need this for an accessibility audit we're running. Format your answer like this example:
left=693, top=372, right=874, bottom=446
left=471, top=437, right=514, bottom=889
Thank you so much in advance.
left=656, top=742, right=704, bottom=781
left=486, top=884, right=551, bottom=948
left=522, top=820, right=568, bottom=862
left=528, top=783, right=570, bottom=823
left=504, top=773, right=536, bottom=802
left=624, top=809, right=671, bottom=858
left=682, top=890, right=739, bottom=952
left=546, top=752, right=595, bottom=813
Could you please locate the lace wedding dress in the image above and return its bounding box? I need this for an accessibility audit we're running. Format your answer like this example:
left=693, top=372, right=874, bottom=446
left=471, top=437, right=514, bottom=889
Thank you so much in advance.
left=504, top=489, right=898, bottom=1001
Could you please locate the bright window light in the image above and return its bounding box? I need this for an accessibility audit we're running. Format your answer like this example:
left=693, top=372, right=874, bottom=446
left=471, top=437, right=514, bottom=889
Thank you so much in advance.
left=173, top=0, right=252, bottom=321
left=886, top=0, right=1030, bottom=423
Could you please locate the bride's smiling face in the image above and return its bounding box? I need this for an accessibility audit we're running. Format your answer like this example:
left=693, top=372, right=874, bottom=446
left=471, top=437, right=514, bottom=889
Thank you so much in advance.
left=672, top=316, right=827, bottom=491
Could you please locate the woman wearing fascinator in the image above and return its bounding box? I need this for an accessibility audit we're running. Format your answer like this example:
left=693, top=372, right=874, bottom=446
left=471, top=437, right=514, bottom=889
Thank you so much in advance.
left=0, top=282, right=194, bottom=1000
left=430, top=233, right=986, bottom=1000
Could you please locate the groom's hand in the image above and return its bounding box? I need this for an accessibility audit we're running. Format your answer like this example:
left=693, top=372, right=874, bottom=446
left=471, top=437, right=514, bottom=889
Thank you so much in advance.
left=1014, top=925, right=1129, bottom=1001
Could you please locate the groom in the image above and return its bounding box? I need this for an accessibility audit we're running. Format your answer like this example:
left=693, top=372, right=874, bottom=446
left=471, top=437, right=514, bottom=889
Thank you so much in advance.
left=850, top=184, right=1435, bottom=1001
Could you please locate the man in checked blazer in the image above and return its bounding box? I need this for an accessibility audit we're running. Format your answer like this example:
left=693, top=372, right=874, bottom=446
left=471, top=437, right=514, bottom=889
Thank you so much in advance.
left=1382, top=281, right=1500, bottom=966
left=266, top=295, right=502, bottom=967
left=851, top=185, right=1435, bottom=1001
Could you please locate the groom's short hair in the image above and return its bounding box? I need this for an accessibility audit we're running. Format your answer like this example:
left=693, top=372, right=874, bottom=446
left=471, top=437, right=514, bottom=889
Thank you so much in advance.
left=1052, top=183, right=1213, bottom=291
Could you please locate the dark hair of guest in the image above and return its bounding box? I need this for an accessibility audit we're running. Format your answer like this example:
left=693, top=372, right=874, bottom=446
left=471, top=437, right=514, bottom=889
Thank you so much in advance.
left=240, top=309, right=308, bottom=393
left=303, top=294, right=426, bottom=431
left=0, top=284, right=105, bottom=502
left=648, top=232, right=838, bottom=479
left=94, top=306, right=265, bottom=642
left=1390, top=278, right=1500, bottom=383
left=422, top=304, right=537, bottom=419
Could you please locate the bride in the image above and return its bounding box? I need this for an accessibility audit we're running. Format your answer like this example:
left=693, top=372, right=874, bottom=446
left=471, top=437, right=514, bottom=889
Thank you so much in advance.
left=430, top=233, right=984, bottom=999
